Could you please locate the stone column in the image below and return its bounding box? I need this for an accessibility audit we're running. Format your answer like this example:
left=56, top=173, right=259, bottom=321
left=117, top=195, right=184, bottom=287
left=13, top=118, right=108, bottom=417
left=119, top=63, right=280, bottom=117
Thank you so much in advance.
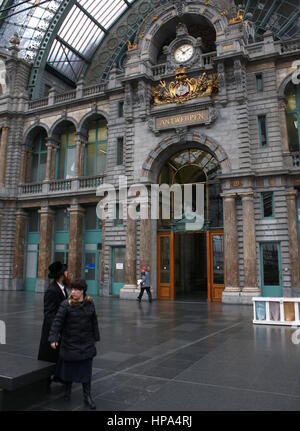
left=240, top=192, right=260, bottom=298
left=50, top=144, right=58, bottom=180
left=68, top=204, right=85, bottom=282
left=140, top=202, right=151, bottom=269
left=0, top=125, right=10, bottom=186
left=279, top=98, right=289, bottom=153
left=101, top=219, right=106, bottom=285
left=75, top=133, right=86, bottom=177
left=286, top=189, right=300, bottom=292
left=37, top=207, right=55, bottom=292
left=221, top=193, right=240, bottom=298
left=120, top=209, right=139, bottom=299
left=25, top=150, right=32, bottom=183
left=12, top=210, right=27, bottom=290
left=45, top=140, right=53, bottom=181
left=18, top=145, right=27, bottom=184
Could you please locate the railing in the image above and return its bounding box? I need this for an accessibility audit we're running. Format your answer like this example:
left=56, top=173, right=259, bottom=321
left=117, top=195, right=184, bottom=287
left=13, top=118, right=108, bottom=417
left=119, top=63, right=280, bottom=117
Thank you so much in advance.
left=152, top=63, right=167, bottom=77
left=28, top=98, right=48, bottom=110
left=279, top=38, right=300, bottom=54
left=54, top=91, right=76, bottom=104
left=202, top=52, right=216, bottom=67
left=20, top=183, right=43, bottom=195
left=291, top=152, right=300, bottom=168
left=49, top=179, right=72, bottom=192
left=253, top=297, right=300, bottom=326
left=79, top=176, right=104, bottom=189
left=83, top=84, right=106, bottom=97
left=151, top=52, right=217, bottom=78
left=18, top=176, right=105, bottom=196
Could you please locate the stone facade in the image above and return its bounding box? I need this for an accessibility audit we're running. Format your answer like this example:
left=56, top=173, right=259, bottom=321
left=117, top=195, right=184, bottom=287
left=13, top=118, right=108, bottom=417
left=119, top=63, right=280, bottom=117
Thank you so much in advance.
left=0, top=1, right=299, bottom=304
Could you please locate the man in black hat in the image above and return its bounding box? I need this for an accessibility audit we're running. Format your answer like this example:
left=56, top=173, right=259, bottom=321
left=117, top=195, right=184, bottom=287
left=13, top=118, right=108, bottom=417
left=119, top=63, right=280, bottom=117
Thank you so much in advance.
left=38, top=261, right=69, bottom=387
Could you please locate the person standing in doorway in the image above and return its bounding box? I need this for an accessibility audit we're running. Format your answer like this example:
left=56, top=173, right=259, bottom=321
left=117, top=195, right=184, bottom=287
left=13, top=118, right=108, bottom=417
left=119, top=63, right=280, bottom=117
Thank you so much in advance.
left=38, top=261, right=69, bottom=388
left=49, top=279, right=100, bottom=410
left=137, top=266, right=152, bottom=303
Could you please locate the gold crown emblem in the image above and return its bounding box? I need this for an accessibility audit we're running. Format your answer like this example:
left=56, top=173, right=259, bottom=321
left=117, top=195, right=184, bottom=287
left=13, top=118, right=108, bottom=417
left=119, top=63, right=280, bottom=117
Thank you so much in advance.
left=175, top=67, right=187, bottom=75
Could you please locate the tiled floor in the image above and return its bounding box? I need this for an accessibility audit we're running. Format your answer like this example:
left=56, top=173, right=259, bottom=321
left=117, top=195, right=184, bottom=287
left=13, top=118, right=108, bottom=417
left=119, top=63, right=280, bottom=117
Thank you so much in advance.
left=1, top=291, right=300, bottom=411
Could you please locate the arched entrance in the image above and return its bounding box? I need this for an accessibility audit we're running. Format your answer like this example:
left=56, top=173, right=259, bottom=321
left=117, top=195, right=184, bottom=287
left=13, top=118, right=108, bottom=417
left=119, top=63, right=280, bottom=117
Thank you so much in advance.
left=156, top=147, right=224, bottom=302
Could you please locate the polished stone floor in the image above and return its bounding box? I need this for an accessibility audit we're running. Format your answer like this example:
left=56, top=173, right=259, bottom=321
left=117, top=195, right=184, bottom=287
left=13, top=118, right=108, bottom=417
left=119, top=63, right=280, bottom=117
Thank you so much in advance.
left=1, top=291, right=300, bottom=411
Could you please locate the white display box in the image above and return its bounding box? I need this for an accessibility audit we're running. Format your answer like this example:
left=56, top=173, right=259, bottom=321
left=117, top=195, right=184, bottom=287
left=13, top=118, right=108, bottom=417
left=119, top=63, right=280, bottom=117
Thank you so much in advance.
left=253, top=297, right=300, bottom=326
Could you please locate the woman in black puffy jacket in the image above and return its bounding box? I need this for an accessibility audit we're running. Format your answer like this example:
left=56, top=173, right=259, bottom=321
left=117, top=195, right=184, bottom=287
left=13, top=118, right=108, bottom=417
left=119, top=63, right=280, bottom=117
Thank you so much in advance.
left=49, top=278, right=100, bottom=409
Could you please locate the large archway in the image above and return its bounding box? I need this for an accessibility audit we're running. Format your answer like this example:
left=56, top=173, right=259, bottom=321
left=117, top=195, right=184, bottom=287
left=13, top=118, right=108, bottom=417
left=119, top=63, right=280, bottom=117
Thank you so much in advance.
left=148, top=140, right=226, bottom=302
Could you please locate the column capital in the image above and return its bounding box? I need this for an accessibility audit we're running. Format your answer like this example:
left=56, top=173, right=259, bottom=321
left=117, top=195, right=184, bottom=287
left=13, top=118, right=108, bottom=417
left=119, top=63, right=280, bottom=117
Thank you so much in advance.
left=220, top=192, right=237, bottom=200
left=75, top=132, right=88, bottom=143
left=38, top=206, right=55, bottom=216
left=46, top=137, right=59, bottom=148
left=286, top=188, right=298, bottom=200
left=67, top=204, right=85, bottom=215
left=15, top=209, right=27, bottom=217
left=278, top=96, right=287, bottom=110
left=239, top=191, right=254, bottom=200
left=1, top=124, right=10, bottom=132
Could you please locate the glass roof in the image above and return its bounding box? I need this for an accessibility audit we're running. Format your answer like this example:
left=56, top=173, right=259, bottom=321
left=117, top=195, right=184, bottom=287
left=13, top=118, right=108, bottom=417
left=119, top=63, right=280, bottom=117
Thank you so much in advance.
left=240, top=0, right=300, bottom=40
left=0, top=0, right=136, bottom=82
left=0, top=0, right=299, bottom=85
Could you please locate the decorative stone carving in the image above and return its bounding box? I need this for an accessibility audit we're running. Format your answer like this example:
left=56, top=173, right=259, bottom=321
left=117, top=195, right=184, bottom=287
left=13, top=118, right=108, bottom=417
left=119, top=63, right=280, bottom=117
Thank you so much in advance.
left=124, top=82, right=133, bottom=122
left=152, top=67, right=218, bottom=105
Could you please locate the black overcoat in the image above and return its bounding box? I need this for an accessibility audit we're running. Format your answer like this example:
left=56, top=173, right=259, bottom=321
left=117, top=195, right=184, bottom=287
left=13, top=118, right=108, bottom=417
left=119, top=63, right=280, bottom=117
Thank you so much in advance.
left=38, top=280, right=67, bottom=363
left=49, top=298, right=100, bottom=362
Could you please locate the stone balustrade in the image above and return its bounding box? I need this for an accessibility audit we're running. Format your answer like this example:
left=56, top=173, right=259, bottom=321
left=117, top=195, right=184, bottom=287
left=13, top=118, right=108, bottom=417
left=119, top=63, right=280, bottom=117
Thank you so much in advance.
left=19, top=175, right=104, bottom=197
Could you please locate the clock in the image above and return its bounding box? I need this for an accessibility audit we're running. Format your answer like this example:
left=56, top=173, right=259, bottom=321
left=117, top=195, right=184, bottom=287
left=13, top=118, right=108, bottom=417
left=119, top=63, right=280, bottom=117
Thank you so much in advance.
left=174, top=44, right=195, bottom=63
left=162, top=23, right=203, bottom=71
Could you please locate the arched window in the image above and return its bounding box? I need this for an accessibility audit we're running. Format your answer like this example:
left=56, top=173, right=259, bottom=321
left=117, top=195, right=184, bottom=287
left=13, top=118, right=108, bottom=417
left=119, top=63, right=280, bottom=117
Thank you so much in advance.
left=30, top=132, right=47, bottom=183
left=56, top=125, right=76, bottom=179
left=85, top=119, right=107, bottom=176
left=285, top=82, right=300, bottom=152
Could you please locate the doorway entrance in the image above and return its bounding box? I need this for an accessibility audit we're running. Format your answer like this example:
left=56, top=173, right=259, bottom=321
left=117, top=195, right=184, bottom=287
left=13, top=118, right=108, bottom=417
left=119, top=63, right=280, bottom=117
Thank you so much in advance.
left=157, top=230, right=224, bottom=302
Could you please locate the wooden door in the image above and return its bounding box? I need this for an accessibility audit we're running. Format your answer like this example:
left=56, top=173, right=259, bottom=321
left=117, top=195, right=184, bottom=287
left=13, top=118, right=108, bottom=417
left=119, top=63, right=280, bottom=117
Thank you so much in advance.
left=207, top=230, right=225, bottom=302
left=157, top=232, right=174, bottom=299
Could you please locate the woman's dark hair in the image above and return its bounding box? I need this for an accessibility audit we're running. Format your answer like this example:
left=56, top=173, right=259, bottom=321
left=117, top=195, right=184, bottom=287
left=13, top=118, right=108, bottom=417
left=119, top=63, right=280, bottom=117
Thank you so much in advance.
left=71, top=279, right=88, bottom=296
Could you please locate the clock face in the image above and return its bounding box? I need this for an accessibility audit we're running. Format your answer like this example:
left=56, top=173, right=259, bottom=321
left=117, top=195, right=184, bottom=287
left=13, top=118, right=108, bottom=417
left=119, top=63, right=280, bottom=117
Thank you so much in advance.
left=174, top=43, right=194, bottom=63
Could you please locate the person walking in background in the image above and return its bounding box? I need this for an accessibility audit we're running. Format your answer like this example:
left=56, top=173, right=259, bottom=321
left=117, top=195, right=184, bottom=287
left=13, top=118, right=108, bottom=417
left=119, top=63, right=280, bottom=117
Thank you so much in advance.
left=38, top=261, right=69, bottom=388
left=137, top=265, right=152, bottom=303
left=49, top=279, right=100, bottom=410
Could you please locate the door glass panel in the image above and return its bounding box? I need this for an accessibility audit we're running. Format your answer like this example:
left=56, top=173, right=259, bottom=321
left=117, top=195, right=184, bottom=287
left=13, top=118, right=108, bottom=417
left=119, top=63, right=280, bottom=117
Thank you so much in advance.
left=86, top=143, right=95, bottom=176
left=262, top=243, right=280, bottom=286
left=85, top=253, right=96, bottom=280
left=85, top=206, right=97, bottom=230
left=28, top=212, right=39, bottom=232
left=96, top=143, right=106, bottom=174
left=97, top=252, right=101, bottom=285
left=113, top=248, right=125, bottom=283
left=58, top=139, right=66, bottom=179
left=160, top=236, right=170, bottom=283
left=39, top=152, right=47, bottom=181
left=54, top=252, right=65, bottom=263
left=31, top=154, right=39, bottom=183
left=213, top=235, right=224, bottom=284
left=66, top=146, right=76, bottom=179
left=26, top=251, right=37, bottom=278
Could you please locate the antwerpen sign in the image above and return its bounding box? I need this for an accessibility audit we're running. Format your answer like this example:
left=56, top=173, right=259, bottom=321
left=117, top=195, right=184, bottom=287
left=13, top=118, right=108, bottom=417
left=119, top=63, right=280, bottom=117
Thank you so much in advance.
left=156, top=109, right=209, bottom=130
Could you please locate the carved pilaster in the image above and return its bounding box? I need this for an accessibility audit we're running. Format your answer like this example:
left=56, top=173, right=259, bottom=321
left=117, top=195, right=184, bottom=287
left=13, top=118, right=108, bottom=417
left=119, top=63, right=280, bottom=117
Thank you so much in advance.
left=221, top=193, right=240, bottom=293
left=124, top=82, right=133, bottom=123
left=240, top=192, right=260, bottom=295
left=37, top=207, right=55, bottom=292
left=68, top=205, right=85, bottom=282
left=0, top=124, right=10, bottom=186
left=286, top=189, right=300, bottom=291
